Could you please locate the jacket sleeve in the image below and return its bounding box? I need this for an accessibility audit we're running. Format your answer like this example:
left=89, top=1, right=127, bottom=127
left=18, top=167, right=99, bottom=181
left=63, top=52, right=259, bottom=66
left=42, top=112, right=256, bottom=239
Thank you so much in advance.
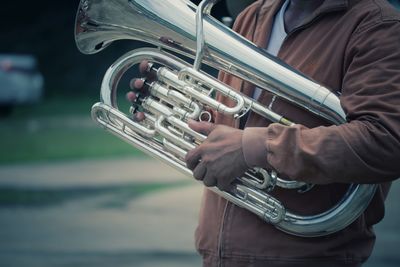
left=242, top=21, right=400, bottom=184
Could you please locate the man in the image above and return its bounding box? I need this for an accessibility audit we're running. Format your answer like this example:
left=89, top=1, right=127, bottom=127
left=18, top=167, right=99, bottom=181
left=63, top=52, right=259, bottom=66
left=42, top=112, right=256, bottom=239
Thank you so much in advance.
left=129, top=0, right=400, bottom=266
left=184, top=0, right=400, bottom=266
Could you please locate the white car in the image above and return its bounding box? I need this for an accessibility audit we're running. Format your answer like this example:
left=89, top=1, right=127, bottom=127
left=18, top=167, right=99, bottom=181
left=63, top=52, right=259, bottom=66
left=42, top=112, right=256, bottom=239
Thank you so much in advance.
left=0, top=54, right=43, bottom=115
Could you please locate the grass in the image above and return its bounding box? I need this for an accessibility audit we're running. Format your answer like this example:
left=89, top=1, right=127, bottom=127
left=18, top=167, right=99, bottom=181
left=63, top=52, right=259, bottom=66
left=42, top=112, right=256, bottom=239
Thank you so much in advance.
left=0, top=181, right=190, bottom=207
left=0, top=125, right=144, bottom=164
left=7, top=94, right=132, bottom=118
left=0, top=96, right=147, bottom=164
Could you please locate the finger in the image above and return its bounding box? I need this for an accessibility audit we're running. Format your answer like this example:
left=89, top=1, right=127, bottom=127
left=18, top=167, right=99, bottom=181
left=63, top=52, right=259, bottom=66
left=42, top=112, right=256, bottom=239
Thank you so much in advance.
left=129, top=78, right=145, bottom=90
left=139, top=60, right=158, bottom=81
left=126, top=91, right=137, bottom=103
left=133, top=111, right=146, bottom=122
left=188, top=120, right=217, bottom=136
left=217, top=179, right=235, bottom=192
left=203, top=175, right=217, bottom=187
left=193, top=162, right=207, bottom=181
left=139, top=60, right=150, bottom=75
left=185, top=148, right=202, bottom=170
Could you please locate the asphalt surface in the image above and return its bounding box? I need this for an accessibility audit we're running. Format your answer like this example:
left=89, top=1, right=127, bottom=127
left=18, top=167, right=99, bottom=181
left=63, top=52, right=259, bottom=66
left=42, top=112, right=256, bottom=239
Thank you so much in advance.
left=0, top=158, right=399, bottom=267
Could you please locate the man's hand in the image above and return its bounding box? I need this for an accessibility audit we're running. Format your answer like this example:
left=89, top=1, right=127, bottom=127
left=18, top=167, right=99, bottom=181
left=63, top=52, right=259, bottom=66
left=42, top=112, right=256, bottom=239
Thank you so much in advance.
left=126, top=60, right=156, bottom=121
left=185, top=120, right=249, bottom=191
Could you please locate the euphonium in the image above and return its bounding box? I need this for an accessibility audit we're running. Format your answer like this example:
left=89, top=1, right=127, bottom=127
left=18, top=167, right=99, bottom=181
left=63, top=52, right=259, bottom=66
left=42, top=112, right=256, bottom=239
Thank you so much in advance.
left=75, top=0, right=377, bottom=237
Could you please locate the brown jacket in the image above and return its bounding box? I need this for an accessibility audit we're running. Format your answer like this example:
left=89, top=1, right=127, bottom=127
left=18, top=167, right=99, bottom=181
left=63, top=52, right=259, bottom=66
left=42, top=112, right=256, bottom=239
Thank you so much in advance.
left=195, top=0, right=400, bottom=266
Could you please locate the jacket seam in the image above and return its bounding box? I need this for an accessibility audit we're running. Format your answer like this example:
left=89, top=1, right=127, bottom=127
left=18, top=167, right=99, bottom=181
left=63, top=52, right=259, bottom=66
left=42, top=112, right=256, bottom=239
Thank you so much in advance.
left=266, top=125, right=282, bottom=174
left=374, top=0, right=400, bottom=21
left=198, top=249, right=367, bottom=263
left=355, top=0, right=400, bottom=34
left=216, top=201, right=229, bottom=266
left=356, top=19, right=400, bottom=34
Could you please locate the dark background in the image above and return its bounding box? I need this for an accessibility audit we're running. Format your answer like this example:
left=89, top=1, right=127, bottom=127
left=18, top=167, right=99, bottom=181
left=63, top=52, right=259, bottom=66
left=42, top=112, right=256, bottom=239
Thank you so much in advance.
left=0, top=0, right=231, bottom=98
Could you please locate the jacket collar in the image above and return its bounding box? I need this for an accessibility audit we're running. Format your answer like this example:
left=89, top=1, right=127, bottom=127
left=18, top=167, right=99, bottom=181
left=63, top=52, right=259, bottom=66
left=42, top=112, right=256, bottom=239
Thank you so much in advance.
left=253, top=0, right=349, bottom=48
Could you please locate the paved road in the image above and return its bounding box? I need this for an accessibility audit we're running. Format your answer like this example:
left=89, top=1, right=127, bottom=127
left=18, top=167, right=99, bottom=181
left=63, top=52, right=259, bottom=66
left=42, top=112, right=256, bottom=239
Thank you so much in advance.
left=0, top=158, right=399, bottom=266
left=0, top=158, right=202, bottom=267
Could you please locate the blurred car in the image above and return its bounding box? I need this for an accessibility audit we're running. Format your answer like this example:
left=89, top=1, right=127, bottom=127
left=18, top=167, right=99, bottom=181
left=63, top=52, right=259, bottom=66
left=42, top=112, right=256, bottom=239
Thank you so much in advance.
left=0, top=54, right=43, bottom=115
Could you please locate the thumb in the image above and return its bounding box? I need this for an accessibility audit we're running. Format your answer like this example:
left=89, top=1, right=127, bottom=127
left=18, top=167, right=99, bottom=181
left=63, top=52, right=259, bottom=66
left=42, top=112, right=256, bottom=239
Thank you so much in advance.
left=188, top=119, right=217, bottom=136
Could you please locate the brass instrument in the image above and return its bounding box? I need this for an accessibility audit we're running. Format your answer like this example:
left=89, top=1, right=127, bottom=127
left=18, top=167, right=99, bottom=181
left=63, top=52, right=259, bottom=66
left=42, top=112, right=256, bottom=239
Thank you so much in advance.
left=75, top=0, right=377, bottom=237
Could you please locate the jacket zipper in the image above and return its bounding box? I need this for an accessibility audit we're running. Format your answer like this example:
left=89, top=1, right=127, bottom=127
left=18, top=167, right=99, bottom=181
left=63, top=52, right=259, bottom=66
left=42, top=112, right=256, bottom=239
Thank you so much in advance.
left=213, top=4, right=349, bottom=266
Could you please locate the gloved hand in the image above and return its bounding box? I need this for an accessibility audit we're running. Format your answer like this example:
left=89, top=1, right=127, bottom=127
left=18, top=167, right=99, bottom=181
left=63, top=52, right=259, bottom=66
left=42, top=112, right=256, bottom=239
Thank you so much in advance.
left=185, top=120, right=249, bottom=191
